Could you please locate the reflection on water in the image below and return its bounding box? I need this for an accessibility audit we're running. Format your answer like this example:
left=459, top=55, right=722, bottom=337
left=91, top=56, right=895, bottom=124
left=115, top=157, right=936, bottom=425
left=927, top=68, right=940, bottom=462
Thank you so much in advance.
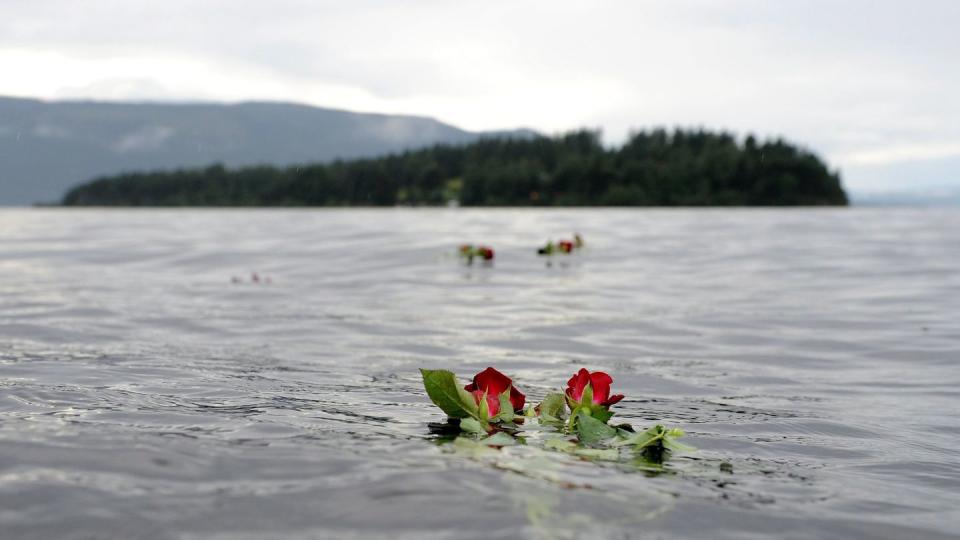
left=0, top=208, right=959, bottom=539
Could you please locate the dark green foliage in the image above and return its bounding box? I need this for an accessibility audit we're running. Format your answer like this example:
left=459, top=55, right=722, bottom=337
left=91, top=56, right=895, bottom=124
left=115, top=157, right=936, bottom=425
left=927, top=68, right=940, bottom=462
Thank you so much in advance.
left=61, top=129, right=847, bottom=206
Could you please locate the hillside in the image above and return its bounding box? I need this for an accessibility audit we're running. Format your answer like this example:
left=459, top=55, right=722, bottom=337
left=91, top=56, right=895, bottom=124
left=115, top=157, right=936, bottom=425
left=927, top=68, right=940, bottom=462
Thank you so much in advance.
left=0, top=96, right=532, bottom=205
left=62, top=129, right=848, bottom=207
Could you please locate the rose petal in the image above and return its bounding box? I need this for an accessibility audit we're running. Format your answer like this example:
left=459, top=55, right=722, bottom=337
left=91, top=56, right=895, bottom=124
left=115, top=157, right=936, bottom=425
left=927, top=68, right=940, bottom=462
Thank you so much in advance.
left=588, top=371, right=613, bottom=405
left=565, top=368, right=591, bottom=402
left=472, top=367, right=512, bottom=396
left=509, top=385, right=526, bottom=412
left=603, top=394, right=625, bottom=407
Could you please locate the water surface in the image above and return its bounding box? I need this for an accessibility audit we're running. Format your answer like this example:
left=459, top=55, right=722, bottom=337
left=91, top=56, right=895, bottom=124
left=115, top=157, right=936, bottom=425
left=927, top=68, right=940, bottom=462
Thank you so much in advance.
left=1, top=208, right=958, bottom=539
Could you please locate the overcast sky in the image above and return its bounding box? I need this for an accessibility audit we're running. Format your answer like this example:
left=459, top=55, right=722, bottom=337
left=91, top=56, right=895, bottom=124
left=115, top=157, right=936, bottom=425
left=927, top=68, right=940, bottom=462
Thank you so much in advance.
left=1, top=0, right=957, bottom=193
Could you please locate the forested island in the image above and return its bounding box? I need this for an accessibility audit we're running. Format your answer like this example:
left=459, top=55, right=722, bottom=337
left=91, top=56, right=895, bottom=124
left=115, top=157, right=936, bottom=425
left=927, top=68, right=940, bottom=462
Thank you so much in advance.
left=61, top=129, right=847, bottom=206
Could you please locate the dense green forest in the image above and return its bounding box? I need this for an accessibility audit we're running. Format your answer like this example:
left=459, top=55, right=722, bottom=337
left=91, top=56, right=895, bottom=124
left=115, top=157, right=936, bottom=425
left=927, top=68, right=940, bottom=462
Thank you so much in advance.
left=61, top=129, right=848, bottom=206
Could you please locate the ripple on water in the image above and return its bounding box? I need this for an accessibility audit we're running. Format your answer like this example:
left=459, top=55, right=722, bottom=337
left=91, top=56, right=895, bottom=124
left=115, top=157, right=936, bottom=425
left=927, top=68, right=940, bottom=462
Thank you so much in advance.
left=0, top=208, right=959, bottom=538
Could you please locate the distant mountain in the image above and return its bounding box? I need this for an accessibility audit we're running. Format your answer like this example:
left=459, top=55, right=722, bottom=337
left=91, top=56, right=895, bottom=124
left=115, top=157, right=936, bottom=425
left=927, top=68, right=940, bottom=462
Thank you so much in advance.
left=0, top=96, right=535, bottom=205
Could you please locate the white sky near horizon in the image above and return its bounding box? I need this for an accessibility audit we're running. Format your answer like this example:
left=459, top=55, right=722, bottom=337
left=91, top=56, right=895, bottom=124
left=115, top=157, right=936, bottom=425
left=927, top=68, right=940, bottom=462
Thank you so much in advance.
left=1, top=0, right=958, bottom=193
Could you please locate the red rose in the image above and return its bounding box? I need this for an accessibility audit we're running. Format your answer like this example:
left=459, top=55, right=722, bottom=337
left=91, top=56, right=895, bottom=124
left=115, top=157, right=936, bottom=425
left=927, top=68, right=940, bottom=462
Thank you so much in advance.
left=464, top=367, right=525, bottom=416
left=477, top=246, right=495, bottom=260
left=558, top=240, right=574, bottom=253
left=566, top=368, right=624, bottom=408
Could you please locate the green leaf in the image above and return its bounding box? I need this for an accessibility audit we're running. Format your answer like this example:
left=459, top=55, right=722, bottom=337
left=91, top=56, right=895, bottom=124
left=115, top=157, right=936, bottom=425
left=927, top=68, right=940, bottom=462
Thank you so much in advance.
left=662, top=437, right=696, bottom=452
left=590, top=407, right=614, bottom=424
left=481, top=432, right=517, bottom=447
left=663, top=427, right=695, bottom=452
left=420, top=369, right=478, bottom=419
left=612, top=424, right=695, bottom=453
left=573, top=448, right=620, bottom=460
left=575, top=410, right=618, bottom=445
left=580, top=385, right=594, bottom=408
left=478, top=390, right=490, bottom=422
left=495, top=389, right=515, bottom=423
left=459, top=417, right=484, bottom=434
left=544, top=438, right=577, bottom=452
left=538, top=393, right=567, bottom=421
left=566, top=405, right=581, bottom=431
left=451, top=436, right=499, bottom=457
left=612, top=429, right=659, bottom=449
left=539, top=413, right=561, bottom=426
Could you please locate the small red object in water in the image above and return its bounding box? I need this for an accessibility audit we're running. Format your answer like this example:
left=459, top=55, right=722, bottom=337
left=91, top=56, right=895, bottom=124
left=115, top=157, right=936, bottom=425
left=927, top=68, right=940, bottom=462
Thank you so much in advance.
left=477, top=246, right=495, bottom=260
left=566, top=368, right=624, bottom=407
left=464, top=367, right=525, bottom=416
left=558, top=240, right=574, bottom=253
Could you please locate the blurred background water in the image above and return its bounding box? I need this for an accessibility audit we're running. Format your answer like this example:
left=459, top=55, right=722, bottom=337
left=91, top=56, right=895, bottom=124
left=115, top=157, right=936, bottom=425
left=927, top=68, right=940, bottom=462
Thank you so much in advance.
left=0, top=208, right=958, bottom=539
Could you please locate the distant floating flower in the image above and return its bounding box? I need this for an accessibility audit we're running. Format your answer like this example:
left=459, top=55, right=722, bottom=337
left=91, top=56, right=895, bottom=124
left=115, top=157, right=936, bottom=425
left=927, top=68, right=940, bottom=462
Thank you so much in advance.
left=458, top=244, right=495, bottom=264
left=537, top=234, right=584, bottom=256
left=231, top=272, right=272, bottom=285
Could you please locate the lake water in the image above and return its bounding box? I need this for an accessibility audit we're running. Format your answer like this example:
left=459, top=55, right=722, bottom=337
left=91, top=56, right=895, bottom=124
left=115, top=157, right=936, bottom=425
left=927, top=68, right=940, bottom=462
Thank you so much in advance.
left=1, top=208, right=958, bottom=539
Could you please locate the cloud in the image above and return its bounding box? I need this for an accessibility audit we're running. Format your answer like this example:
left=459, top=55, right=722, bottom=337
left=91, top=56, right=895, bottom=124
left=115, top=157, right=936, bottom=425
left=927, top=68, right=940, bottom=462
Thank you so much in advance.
left=0, top=0, right=958, bottom=193
left=56, top=78, right=179, bottom=101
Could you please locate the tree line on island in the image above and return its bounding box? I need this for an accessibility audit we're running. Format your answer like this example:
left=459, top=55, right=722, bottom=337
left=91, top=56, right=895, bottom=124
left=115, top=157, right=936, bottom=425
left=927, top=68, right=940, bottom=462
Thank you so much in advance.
left=61, top=128, right=848, bottom=206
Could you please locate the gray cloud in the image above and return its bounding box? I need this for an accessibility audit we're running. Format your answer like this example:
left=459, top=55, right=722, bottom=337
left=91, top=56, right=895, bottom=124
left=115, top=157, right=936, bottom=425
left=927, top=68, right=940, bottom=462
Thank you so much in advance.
left=1, top=0, right=957, bottom=193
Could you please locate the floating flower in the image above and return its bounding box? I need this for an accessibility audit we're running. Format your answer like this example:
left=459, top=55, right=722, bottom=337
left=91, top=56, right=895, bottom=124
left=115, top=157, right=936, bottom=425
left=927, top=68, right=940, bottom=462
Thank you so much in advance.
left=465, top=367, right=524, bottom=416
left=458, top=244, right=495, bottom=263
left=476, top=246, right=495, bottom=260
left=230, top=272, right=273, bottom=285
left=420, top=367, right=523, bottom=433
left=566, top=368, right=624, bottom=408
left=564, top=368, right=623, bottom=426
left=537, top=234, right=584, bottom=256
left=421, top=366, right=691, bottom=460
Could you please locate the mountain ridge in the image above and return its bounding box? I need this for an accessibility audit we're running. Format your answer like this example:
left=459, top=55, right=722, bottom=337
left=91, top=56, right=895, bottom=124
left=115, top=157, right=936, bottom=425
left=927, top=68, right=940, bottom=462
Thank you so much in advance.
left=0, top=96, right=536, bottom=205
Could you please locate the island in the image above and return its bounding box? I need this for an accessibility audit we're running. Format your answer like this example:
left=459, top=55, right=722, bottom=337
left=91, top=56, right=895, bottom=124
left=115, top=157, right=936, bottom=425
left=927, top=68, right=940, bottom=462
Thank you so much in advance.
left=61, top=129, right=848, bottom=206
